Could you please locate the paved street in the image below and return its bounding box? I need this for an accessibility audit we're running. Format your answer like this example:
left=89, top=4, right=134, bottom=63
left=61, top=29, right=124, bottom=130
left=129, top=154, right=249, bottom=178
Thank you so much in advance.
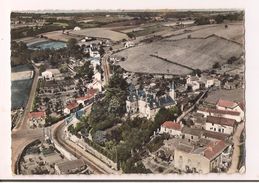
left=11, top=64, right=43, bottom=174
left=228, top=121, right=245, bottom=173
left=51, top=104, right=118, bottom=174
left=14, top=64, right=39, bottom=130
left=102, top=52, right=112, bottom=85
left=52, top=121, right=112, bottom=174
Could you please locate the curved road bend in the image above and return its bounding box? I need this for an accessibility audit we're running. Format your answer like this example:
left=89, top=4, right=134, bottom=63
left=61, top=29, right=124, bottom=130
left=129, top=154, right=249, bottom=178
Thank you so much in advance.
left=11, top=128, right=44, bottom=174
left=52, top=121, right=112, bottom=174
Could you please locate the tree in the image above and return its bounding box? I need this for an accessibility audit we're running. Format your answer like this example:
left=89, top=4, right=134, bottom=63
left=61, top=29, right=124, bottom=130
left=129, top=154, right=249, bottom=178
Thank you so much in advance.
left=39, top=64, right=46, bottom=74
left=99, top=46, right=105, bottom=56
left=154, top=108, right=174, bottom=129
left=213, top=62, right=221, bottom=69
left=192, top=69, right=202, bottom=77
left=227, top=56, right=237, bottom=64
left=194, top=17, right=210, bottom=25
left=67, top=38, right=77, bottom=50
left=215, top=15, right=225, bottom=24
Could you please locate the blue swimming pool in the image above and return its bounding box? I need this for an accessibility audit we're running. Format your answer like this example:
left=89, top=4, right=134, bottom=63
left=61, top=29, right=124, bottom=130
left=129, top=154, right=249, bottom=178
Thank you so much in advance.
left=28, top=41, right=67, bottom=50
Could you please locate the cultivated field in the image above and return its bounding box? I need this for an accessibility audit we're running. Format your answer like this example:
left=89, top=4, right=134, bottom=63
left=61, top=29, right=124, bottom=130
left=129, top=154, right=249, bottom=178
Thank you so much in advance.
left=114, top=35, right=243, bottom=75
left=41, top=30, right=83, bottom=42
left=70, top=28, right=128, bottom=42
left=165, top=23, right=244, bottom=44
left=15, top=37, right=47, bottom=45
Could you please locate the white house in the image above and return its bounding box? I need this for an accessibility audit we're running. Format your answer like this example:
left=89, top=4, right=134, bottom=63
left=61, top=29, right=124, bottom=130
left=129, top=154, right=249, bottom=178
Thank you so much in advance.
left=42, top=70, right=53, bottom=80
left=88, top=80, right=102, bottom=92
left=75, top=89, right=96, bottom=106
left=197, top=108, right=243, bottom=122
left=124, top=41, right=134, bottom=48
left=205, top=116, right=236, bottom=135
left=73, top=26, right=81, bottom=31
left=186, top=75, right=201, bottom=91
left=160, top=121, right=182, bottom=136
left=89, top=48, right=100, bottom=58
left=64, top=102, right=79, bottom=115
left=216, top=99, right=245, bottom=119
left=203, top=77, right=215, bottom=88
left=93, top=70, right=101, bottom=81
left=90, top=59, right=101, bottom=71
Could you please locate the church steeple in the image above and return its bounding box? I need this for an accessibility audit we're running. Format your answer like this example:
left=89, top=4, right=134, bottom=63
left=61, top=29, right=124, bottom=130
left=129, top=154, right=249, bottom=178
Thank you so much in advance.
left=169, top=81, right=175, bottom=100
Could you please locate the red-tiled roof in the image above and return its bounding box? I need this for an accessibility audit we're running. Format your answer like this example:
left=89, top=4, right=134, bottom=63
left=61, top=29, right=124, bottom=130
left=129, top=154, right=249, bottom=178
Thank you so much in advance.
left=28, top=111, right=46, bottom=119
left=216, top=99, right=238, bottom=109
left=207, top=116, right=236, bottom=127
left=66, top=102, right=79, bottom=110
left=199, top=108, right=240, bottom=116
left=76, top=89, right=97, bottom=101
left=204, top=140, right=229, bottom=160
left=161, top=121, right=181, bottom=131
left=88, top=88, right=97, bottom=95
left=202, top=130, right=230, bottom=141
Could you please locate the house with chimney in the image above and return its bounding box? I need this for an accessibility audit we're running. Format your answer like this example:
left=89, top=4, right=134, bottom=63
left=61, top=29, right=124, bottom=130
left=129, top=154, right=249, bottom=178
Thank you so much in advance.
left=205, top=116, right=237, bottom=135
left=197, top=108, right=243, bottom=122
left=174, top=139, right=232, bottom=173
left=160, top=121, right=182, bottom=136
left=64, top=101, right=79, bottom=115
left=216, top=99, right=245, bottom=120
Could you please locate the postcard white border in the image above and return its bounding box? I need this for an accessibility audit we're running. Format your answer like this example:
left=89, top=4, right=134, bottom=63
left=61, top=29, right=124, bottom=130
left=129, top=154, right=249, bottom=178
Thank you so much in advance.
left=1, top=0, right=259, bottom=180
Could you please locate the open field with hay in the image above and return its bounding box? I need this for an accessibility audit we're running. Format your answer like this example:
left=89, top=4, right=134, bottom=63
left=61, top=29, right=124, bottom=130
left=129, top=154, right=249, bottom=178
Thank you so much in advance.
left=114, top=35, right=243, bottom=75
left=70, top=28, right=128, bottom=42
left=165, top=23, right=244, bottom=44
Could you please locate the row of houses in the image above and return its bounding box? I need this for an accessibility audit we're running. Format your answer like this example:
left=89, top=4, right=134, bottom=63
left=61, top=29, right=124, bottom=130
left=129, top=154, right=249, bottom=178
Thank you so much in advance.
left=159, top=121, right=232, bottom=173
left=63, top=89, right=97, bottom=115
left=185, top=74, right=221, bottom=91
left=158, top=98, right=244, bottom=173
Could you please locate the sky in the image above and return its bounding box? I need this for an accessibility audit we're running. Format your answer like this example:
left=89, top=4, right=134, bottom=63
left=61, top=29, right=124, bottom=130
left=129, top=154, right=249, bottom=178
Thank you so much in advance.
left=9, top=0, right=245, bottom=11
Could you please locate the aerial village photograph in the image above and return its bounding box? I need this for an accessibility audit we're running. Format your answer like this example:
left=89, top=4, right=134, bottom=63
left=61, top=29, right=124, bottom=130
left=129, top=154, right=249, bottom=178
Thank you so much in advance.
left=10, top=9, right=245, bottom=175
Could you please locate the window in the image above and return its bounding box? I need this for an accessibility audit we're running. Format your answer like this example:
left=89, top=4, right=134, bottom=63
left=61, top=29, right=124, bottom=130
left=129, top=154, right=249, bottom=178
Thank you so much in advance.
left=212, top=123, right=214, bottom=126
left=218, top=129, right=221, bottom=132
left=214, top=128, right=216, bottom=131
left=191, top=136, right=193, bottom=140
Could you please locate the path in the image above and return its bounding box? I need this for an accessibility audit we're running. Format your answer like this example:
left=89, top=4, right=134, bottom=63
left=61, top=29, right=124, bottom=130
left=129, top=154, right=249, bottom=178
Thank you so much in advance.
left=227, top=121, right=245, bottom=173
